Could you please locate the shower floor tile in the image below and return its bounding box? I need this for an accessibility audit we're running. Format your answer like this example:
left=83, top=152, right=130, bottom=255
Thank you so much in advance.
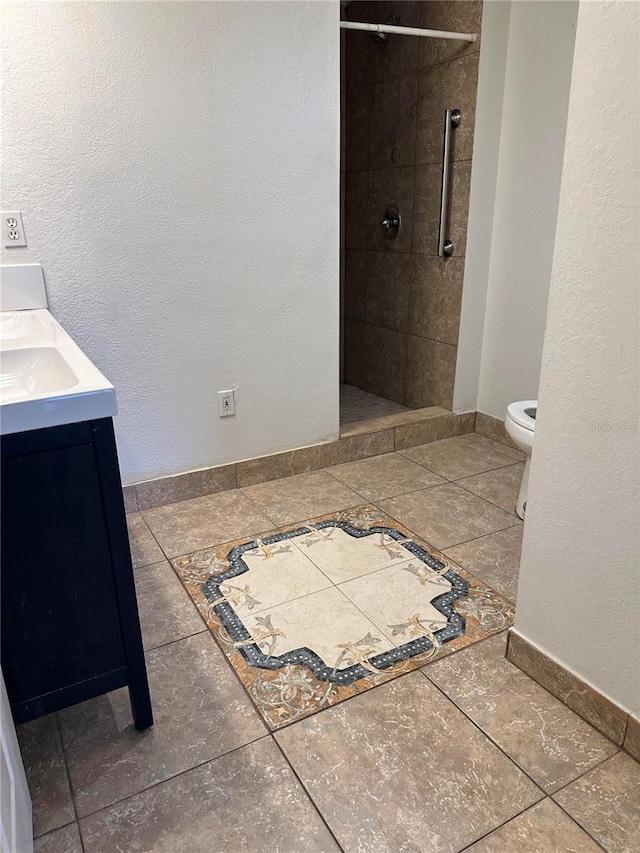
left=340, top=383, right=409, bottom=424
left=171, top=505, right=514, bottom=729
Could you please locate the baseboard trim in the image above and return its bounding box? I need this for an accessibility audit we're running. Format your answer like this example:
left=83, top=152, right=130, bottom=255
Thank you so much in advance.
left=124, top=408, right=477, bottom=512
left=475, top=410, right=519, bottom=451
left=506, top=628, right=639, bottom=758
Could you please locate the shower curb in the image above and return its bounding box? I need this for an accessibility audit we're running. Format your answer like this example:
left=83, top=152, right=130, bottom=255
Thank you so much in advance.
left=123, top=407, right=479, bottom=513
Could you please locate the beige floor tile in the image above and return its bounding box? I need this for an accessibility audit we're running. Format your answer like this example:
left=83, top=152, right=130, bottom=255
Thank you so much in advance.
left=217, top=538, right=332, bottom=617
left=379, top=483, right=517, bottom=549
left=339, top=560, right=452, bottom=644
left=242, top=470, right=362, bottom=526
left=294, top=522, right=413, bottom=583
left=401, top=433, right=523, bottom=480
left=34, top=823, right=83, bottom=853
left=444, top=525, right=523, bottom=603
left=126, top=512, right=164, bottom=568
left=465, top=799, right=603, bottom=852
left=17, top=714, right=74, bottom=837
left=242, top=586, right=394, bottom=672
left=457, top=463, right=524, bottom=514
left=133, top=560, right=206, bottom=650
left=328, top=451, right=445, bottom=500
left=141, top=490, right=273, bottom=557
left=80, top=738, right=339, bottom=853
left=426, top=633, right=618, bottom=793
left=276, top=672, right=541, bottom=853
left=554, top=752, right=640, bottom=853
left=59, top=633, right=266, bottom=817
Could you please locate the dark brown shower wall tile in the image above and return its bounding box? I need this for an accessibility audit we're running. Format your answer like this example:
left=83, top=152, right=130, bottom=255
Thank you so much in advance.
left=416, top=53, right=479, bottom=165
left=413, top=161, right=472, bottom=257
left=345, top=170, right=368, bottom=249
left=363, top=323, right=407, bottom=404
left=346, top=2, right=421, bottom=88
left=412, top=163, right=440, bottom=255
left=369, top=73, right=417, bottom=170
left=404, top=335, right=457, bottom=409
left=345, top=86, right=370, bottom=172
left=420, top=0, right=483, bottom=68
left=408, top=255, right=464, bottom=344
left=449, top=159, right=472, bottom=255
left=367, top=166, right=415, bottom=253
left=343, top=317, right=366, bottom=387
left=344, top=249, right=367, bottom=320
left=365, top=251, right=412, bottom=331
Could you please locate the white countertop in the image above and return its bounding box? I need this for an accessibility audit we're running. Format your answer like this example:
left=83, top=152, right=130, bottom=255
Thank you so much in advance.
left=0, top=308, right=117, bottom=435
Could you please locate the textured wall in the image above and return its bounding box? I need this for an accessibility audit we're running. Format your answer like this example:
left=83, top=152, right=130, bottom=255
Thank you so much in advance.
left=470, top=0, right=578, bottom=419
left=342, top=0, right=482, bottom=409
left=1, top=1, right=339, bottom=483
left=515, top=0, right=640, bottom=715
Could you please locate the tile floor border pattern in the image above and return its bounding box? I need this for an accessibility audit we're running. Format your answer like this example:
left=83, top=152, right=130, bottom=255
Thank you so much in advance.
left=123, top=408, right=481, bottom=512
left=171, top=505, right=516, bottom=730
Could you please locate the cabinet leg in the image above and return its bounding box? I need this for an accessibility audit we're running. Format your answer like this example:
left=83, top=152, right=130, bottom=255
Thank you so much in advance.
left=129, top=674, right=153, bottom=731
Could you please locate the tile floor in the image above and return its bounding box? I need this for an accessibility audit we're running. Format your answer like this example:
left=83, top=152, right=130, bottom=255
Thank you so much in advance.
left=18, top=432, right=640, bottom=853
left=340, top=382, right=409, bottom=425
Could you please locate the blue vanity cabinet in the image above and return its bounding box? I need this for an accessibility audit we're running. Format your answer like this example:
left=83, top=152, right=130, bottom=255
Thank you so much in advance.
left=1, top=418, right=153, bottom=730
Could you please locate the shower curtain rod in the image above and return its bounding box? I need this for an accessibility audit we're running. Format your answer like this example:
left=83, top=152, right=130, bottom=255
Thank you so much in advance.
left=340, top=20, right=478, bottom=43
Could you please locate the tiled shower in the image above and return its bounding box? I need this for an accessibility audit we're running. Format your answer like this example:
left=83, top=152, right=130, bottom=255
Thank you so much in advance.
left=340, top=0, right=482, bottom=411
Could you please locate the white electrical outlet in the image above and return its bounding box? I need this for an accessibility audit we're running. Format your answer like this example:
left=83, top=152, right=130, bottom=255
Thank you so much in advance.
left=218, top=390, right=235, bottom=417
left=2, top=211, right=27, bottom=247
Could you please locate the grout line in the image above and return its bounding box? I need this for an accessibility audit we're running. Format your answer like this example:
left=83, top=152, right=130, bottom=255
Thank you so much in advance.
left=422, top=654, right=623, bottom=799
left=71, top=733, right=272, bottom=827
left=550, top=794, right=612, bottom=853
left=53, top=713, right=85, bottom=852
left=453, top=463, right=524, bottom=517
left=455, top=796, right=607, bottom=853
left=272, top=737, right=347, bottom=853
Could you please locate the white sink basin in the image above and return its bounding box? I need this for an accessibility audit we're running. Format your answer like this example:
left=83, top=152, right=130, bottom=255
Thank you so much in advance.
left=0, top=308, right=117, bottom=435
left=1, top=347, right=79, bottom=401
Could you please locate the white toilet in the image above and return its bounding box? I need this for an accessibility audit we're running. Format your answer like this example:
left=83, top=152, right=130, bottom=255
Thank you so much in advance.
left=504, top=400, right=537, bottom=519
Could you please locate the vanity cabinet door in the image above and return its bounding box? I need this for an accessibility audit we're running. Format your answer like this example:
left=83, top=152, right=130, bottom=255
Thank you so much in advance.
left=1, top=438, right=127, bottom=714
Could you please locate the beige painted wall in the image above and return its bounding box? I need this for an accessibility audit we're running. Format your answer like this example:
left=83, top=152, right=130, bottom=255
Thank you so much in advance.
left=514, top=0, right=640, bottom=716
left=455, top=0, right=578, bottom=416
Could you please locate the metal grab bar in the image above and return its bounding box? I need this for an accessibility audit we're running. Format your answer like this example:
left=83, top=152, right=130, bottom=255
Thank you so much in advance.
left=438, top=108, right=461, bottom=257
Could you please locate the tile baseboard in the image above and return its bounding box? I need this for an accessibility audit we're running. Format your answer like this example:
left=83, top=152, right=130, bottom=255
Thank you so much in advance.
left=123, top=409, right=477, bottom=511
left=475, top=411, right=519, bottom=451
left=506, top=628, right=637, bottom=754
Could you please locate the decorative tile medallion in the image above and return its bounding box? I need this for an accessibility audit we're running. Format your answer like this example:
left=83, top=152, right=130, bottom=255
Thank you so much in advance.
left=172, top=506, right=515, bottom=729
